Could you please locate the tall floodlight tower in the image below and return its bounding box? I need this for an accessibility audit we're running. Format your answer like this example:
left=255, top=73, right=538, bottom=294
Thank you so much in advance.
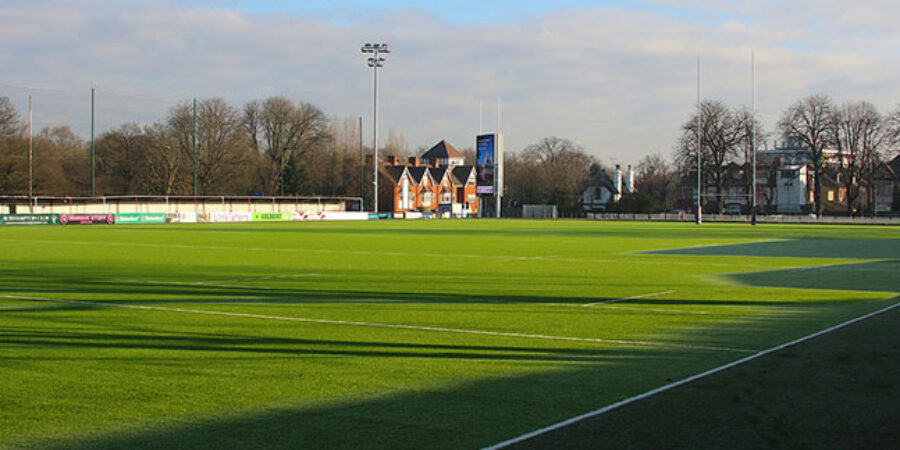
left=361, top=43, right=389, bottom=214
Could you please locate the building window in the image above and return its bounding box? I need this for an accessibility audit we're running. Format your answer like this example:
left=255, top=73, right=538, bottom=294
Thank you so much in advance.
left=441, top=192, right=453, bottom=204
left=467, top=194, right=476, bottom=203
left=827, top=190, right=834, bottom=202
left=422, top=192, right=433, bottom=205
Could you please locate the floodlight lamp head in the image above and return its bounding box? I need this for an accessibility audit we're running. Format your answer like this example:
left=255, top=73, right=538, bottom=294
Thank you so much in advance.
left=378, top=44, right=390, bottom=53
left=361, top=43, right=374, bottom=53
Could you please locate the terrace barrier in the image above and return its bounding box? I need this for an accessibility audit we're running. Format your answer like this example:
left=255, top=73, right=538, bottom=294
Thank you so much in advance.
left=587, top=212, right=900, bottom=225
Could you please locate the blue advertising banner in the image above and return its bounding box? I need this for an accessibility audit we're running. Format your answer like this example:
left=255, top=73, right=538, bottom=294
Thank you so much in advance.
left=476, top=133, right=495, bottom=195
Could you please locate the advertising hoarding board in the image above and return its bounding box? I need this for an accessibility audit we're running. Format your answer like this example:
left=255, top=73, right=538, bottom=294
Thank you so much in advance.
left=208, top=212, right=252, bottom=223
left=166, top=212, right=198, bottom=223
left=114, top=213, right=166, bottom=224
left=251, top=212, right=290, bottom=222
left=476, top=133, right=503, bottom=197
left=0, top=214, right=59, bottom=225
left=59, top=214, right=115, bottom=225
left=476, top=134, right=495, bottom=195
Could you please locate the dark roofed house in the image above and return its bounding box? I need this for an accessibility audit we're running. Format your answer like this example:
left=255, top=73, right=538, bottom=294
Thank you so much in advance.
left=420, top=140, right=465, bottom=168
left=581, top=171, right=618, bottom=213
left=377, top=165, right=415, bottom=213
left=872, top=155, right=899, bottom=213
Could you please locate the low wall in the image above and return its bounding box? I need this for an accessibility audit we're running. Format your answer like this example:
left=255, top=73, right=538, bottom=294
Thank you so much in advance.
left=588, top=212, right=900, bottom=225
left=2, top=196, right=358, bottom=216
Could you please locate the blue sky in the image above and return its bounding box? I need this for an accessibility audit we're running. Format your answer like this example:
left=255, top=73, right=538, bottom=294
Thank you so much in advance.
left=223, top=0, right=701, bottom=26
left=1, top=0, right=898, bottom=162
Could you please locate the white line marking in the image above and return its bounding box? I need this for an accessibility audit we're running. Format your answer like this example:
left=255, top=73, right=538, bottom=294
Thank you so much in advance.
left=593, top=305, right=709, bottom=315
left=483, top=298, right=900, bottom=450
left=584, top=290, right=677, bottom=307
left=121, top=279, right=276, bottom=291
left=197, top=273, right=321, bottom=284
left=0, top=295, right=754, bottom=354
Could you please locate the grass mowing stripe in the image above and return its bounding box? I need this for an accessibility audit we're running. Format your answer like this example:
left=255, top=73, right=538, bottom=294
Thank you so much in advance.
left=483, top=297, right=900, bottom=450
left=0, top=295, right=755, bottom=354
left=0, top=238, right=769, bottom=268
left=121, top=279, right=278, bottom=291
left=584, top=290, right=677, bottom=306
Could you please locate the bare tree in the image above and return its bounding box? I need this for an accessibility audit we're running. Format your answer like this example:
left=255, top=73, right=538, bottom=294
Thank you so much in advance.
left=0, top=97, right=22, bottom=137
left=169, top=98, right=254, bottom=195
left=39, top=126, right=88, bottom=195
left=635, top=153, right=677, bottom=211
left=243, top=97, right=331, bottom=195
left=889, top=104, right=900, bottom=155
left=96, top=123, right=151, bottom=195
left=0, top=136, right=26, bottom=194
left=778, top=94, right=837, bottom=216
left=519, top=137, right=595, bottom=214
left=143, top=122, right=184, bottom=195
left=320, top=116, right=364, bottom=197
left=675, top=100, right=749, bottom=213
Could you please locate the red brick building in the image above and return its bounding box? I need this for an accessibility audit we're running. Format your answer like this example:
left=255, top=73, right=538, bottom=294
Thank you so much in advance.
left=378, top=141, right=478, bottom=215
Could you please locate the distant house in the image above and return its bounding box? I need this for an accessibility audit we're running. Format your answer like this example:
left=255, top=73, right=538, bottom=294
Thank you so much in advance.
left=872, top=155, right=899, bottom=213
left=581, top=171, right=618, bottom=212
left=377, top=140, right=478, bottom=215
left=677, top=138, right=848, bottom=214
left=420, top=140, right=466, bottom=167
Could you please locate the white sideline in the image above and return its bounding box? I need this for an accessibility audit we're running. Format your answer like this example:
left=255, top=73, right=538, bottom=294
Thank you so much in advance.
left=584, top=290, right=677, bottom=307
left=482, top=298, right=900, bottom=450
left=594, top=305, right=709, bottom=315
left=0, top=294, right=753, bottom=354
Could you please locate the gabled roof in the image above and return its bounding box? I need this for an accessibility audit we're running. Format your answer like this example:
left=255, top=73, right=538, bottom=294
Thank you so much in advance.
left=407, top=166, right=433, bottom=184
left=873, top=158, right=897, bottom=180
left=421, top=140, right=464, bottom=161
left=583, top=171, right=618, bottom=194
left=890, top=155, right=900, bottom=174
left=428, top=167, right=450, bottom=185
left=451, top=165, right=475, bottom=187
left=379, top=165, right=409, bottom=185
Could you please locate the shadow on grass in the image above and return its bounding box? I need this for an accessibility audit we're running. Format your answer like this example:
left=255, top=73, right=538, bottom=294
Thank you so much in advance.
left=0, top=260, right=883, bottom=308
left=649, top=238, right=900, bottom=260
left=7, top=336, right=709, bottom=450
left=10, top=297, right=895, bottom=450
left=0, top=326, right=624, bottom=363
left=724, top=260, right=900, bottom=293
left=3, top=273, right=895, bottom=448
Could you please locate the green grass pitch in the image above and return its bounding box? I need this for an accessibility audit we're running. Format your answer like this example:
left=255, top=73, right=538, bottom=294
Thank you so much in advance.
left=1, top=220, right=897, bottom=449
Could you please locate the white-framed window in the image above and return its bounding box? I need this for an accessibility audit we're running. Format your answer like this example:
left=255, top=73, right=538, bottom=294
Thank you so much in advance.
left=422, top=191, right=433, bottom=205
left=441, top=192, right=453, bottom=204
left=467, top=193, right=476, bottom=203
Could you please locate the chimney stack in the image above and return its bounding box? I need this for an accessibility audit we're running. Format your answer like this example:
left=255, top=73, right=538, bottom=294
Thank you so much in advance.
left=408, top=156, right=420, bottom=166
left=613, top=164, right=623, bottom=201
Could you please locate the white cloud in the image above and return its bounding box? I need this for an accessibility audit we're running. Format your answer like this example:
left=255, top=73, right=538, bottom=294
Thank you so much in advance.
left=0, top=0, right=897, bottom=164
